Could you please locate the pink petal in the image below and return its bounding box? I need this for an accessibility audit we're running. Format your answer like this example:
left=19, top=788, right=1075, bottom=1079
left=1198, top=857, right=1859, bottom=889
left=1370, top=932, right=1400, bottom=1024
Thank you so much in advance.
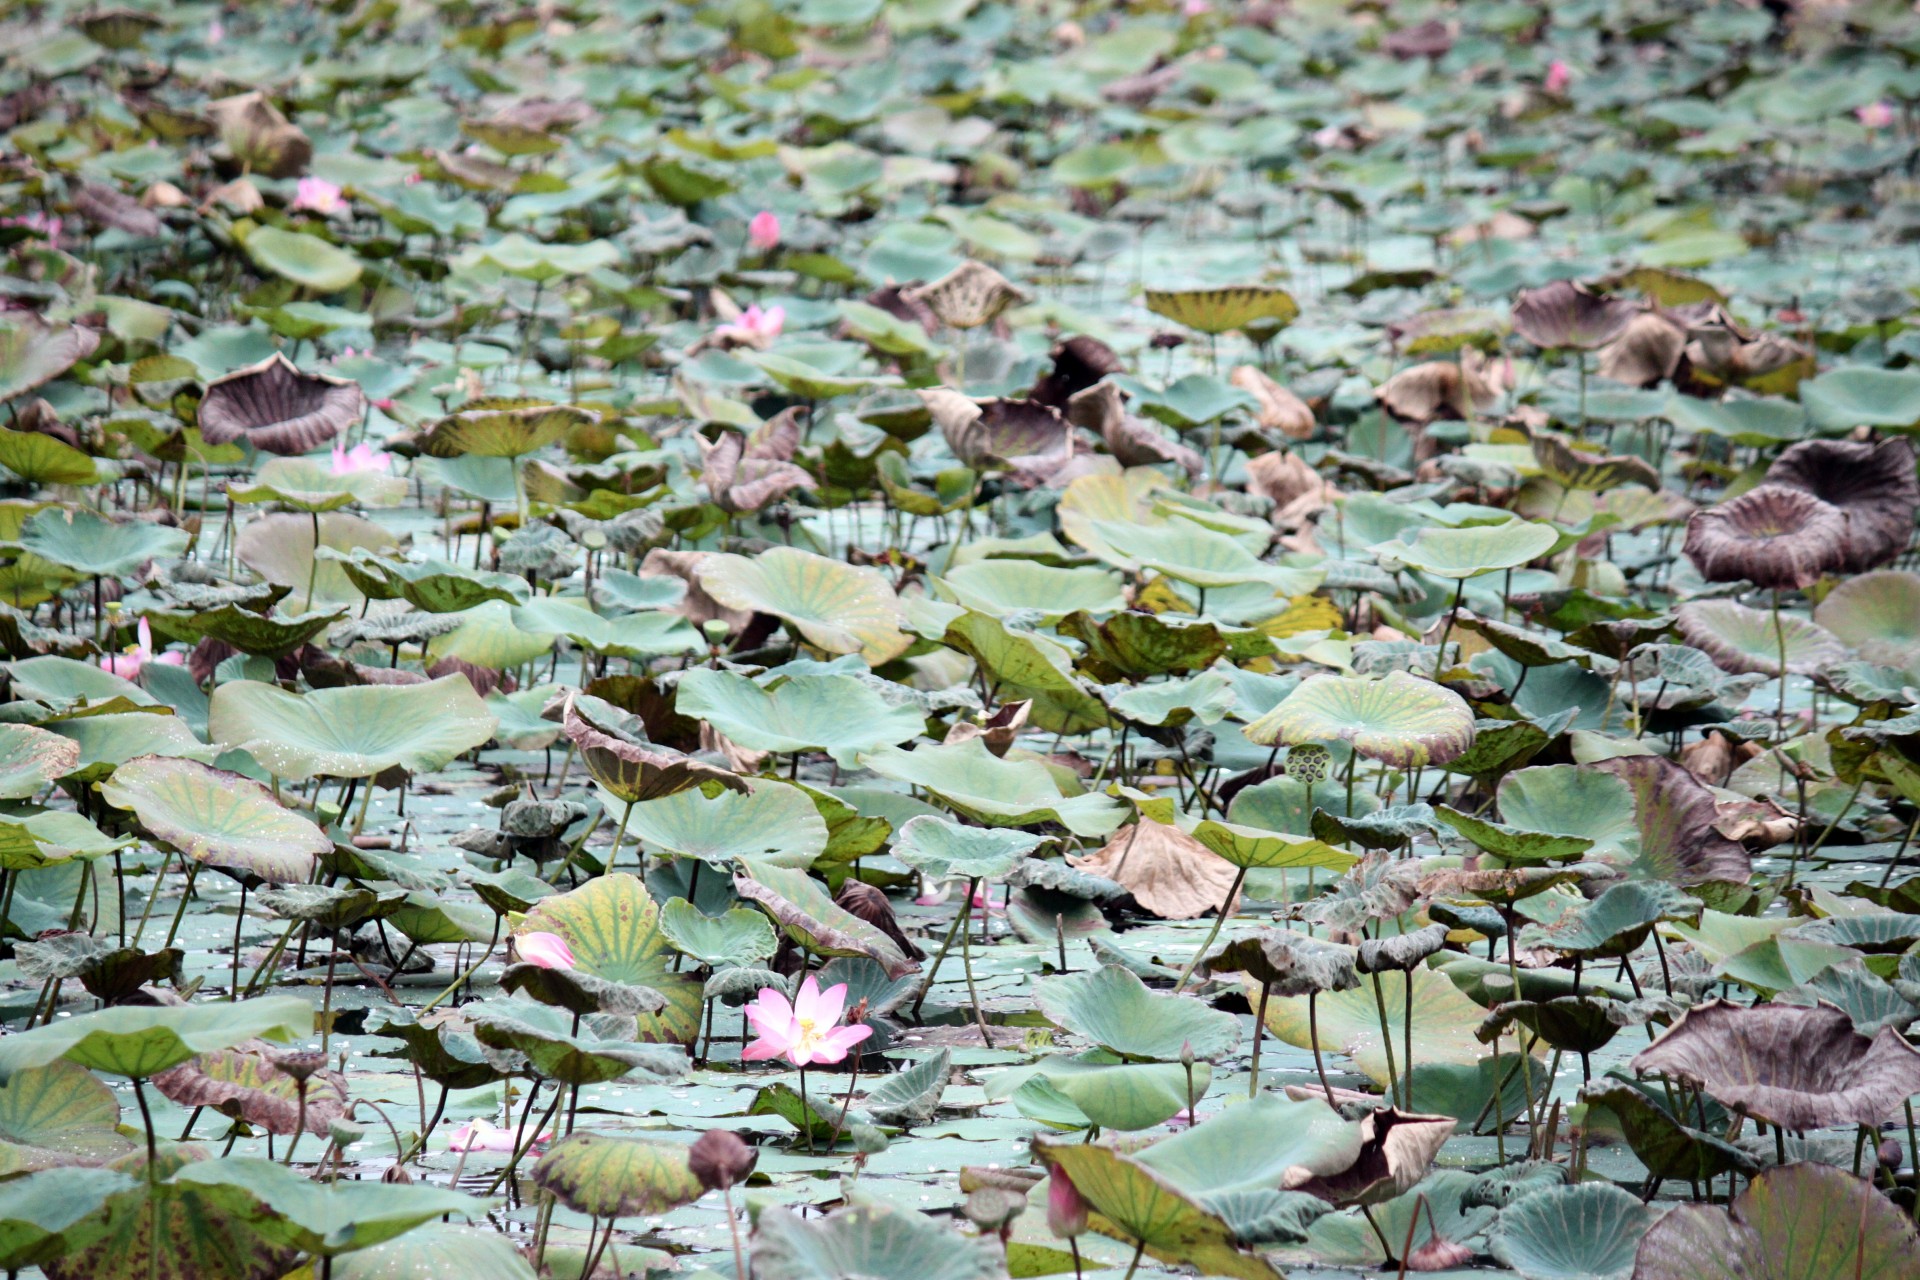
left=752, top=987, right=794, bottom=1025
left=791, top=976, right=822, bottom=1024
left=823, top=1024, right=872, bottom=1053
left=811, top=981, right=849, bottom=1029
left=741, top=1036, right=788, bottom=1061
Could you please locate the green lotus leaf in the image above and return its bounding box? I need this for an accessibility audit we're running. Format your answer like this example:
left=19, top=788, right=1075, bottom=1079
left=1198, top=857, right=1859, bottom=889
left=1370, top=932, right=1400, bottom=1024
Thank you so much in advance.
left=1674, top=599, right=1846, bottom=677
left=1519, top=882, right=1701, bottom=958
left=242, top=226, right=363, bottom=292
left=1374, top=519, right=1559, bottom=579
left=530, top=1132, right=704, bottom=1219
left=753, top=1202, right=1009, bottom=1280
left=939, top=611, right=1112, bottom=734
left=0, top=317, right=100, bottom=402
left=0, top=723, right=80, bottom=799
left=657, top=898, right=778, bottom=967
left=235, top=511, right=400, bottom=613
left=861, top=1048, right=951, bottom=1127
left=0, top=810, right=130, bottom=871
left=752, top=351, right=902, bottom=399
left=1034, top=1139, right=1284, bottom=1280
left=875, top=451, right=974, bottom=516
left=98, top=756, right=329, bottom=883
left=1813, top=569, right=1920, bottom=666
left=1496, top=766, right=1641, bottom=862
left=0, top=997, right=311, bottom=1081
left=0, top=1166, right=138, bottom=1271
left=733, top=863, right=919, bottom=978
left=331, top=1225, right=535, bottom=1280
left=1435, top=806, right=1596, bottom=862
left=859, top=740, right=1126, bottom=838
left=1131, top=1092, right=1363, bottom=1199
left=933, top=561, right=1126, bottom=620
left=207, top=674, right=498, bottom=781
left=698, top=547, right=908, bottom=665
left=3, top=656, right=158, bottom=711
left=429, top=600, right=559, bottom=669
left=1034, top=964, right=1241, bottom=1062
left=1244, top=671, right=1477, bottom=768
left=1579, top=1083, right=1757, bottom=1185
left=49, top=712, right=220, bottom=784
left=452, top=234, right=620, bottom=281
left=516, top=874, right=704, bottom=1044
left=13, top=509, right=189, bottom=580
left=1630, top=1161, right=1920, bottom=1279
left=143, top=605, right=345, bottom=658
left=227, top=456, right=406, bottom=512
left=1006, top=1057, right=1210, bottom=1132
left=674, top=669, right=925, bottom=766
left=1798, top=364, right=1920, bottom=433
left=173, top=1157, right=487, bottom=1256
left=1144, top=285, right=1298, bottom=337
left=329, top=549, right=531, bottom=612
left=464, top=997, right=688, bottom=1086
left=893, top=815, right=1046, bottom=881
left=1058, top=610, right=1232, bottom=679
left=1260, top=966, right=1504, bottom=1088
left=0, top=430, right=98, bottom=486
left=510, top=597, right=701, bottom=658
left=614, top=778, right=827, bottom=869
left=1088, top=518, right=1293, bottom=589
left=0, top=1060, right=134, bottom=1174
left=419, top=399, right=595, bottom=459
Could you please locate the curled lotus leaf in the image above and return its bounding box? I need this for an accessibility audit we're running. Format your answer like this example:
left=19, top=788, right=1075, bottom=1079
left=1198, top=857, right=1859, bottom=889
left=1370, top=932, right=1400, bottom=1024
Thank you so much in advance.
left=1205, top=928, right=1359, bottom=997
left=905, top=260, right=1030, bottom=330
left=150, top=1041, right=348, bottom=1137
left=920, top=390, right=1072, bottom=480
left=1511, top=280, right=1636, bottom=351
left=0, top=318, right=99, bottom=401
left=1280, top=1107, right=1457, bottom=1208
left=0, top=997, right=312, bottom=1082
left=561, top=692, right=746, bottom=805
left=1630, top=998, right=1920, bottom=1130
left=464, top=997, right=688, bottom=1086
left=197, top=354, right=363, bottom=455
left=1682, top=484, right=1850, bottom=591
left=1594, top=754, right=1752, bottom=885
left=1244, top=671, right=1476, bottom=768
left=732, top=863, right=919, bottom=979
left=1764, top=435, right=1918, bottom=574
left=1374, top=519, right=1559, bottom=580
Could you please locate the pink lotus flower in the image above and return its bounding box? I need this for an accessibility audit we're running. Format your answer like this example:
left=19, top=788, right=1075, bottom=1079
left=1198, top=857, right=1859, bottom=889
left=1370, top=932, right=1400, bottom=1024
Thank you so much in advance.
left=748, top=211, right=781, bottom=251
left=741, top=976, right=872, bottom=1066
left=100, top=618, right=185, bottom=681
left=1858, top=101, right=1897, bottom=129
left=1544, top=60, right=1572, bottom=94
left=1181, top=0, right=1212, bottom=14
left=292, top=177, right=344, bottom=216
left=330, top=442, right=393, bottom=476
left=715, top=303, right=784, bottom=347
left=208, top=19, right=225, bottom=43
left=515, top=931, right=576, bottom=970
left=447, top=1117, right=551, bottom=1153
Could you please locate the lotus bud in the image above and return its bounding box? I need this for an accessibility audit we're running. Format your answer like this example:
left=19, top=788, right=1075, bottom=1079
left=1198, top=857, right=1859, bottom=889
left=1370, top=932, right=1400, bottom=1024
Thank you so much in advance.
left=688, top=1128, right=757, bottom=1191
left=381, top=1163, right=413, bottom=1185
left=1179, top=1040, right=1195, bottom=1068
left=1046, top=1167, right=1088, bottom=1238
left=1880, top=1138, right=1904, bottom=1171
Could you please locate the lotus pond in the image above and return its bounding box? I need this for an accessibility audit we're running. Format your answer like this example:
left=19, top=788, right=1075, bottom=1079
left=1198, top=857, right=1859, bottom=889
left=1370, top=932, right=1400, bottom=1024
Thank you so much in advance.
left=3, top=0, right=1920, bottom=1277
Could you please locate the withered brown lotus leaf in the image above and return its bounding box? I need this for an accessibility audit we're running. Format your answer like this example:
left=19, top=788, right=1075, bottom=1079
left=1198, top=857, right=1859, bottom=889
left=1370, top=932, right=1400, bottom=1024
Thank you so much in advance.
left=1282, top=1108, right=1456, bottom=1207
left=1374, top=352, right=1501, bottom=424
left=197, top=353, right=364, bottom=455
left=1597, top=311, right=1687, bottom=387
left=862, top=283, right=938, bottom=335
left=1631, top=999, right=1920, bottom=1129
left=151, top=1041, right=348, bottom=1136
left=561, top=692, right=748, bottom=805
left=1031, top=335, right=1124, bottom=408
left=1511, top=280, right=1636, bottom=350
left=1207, top=928, right=1359, bottom=997
left=1067, top=382, right=1202, bottom=477
left=1382, top=19, right=1453, bottom=60
left=1681, top=483, right=1850, bottom=590
left=207, top=91, right=312, bottom=179
left=1765, top=436, right=1918, bottom=572
left=698, top=407, right=816, bottom=513
left=1595, top=754, right=1752, bottom=885
left=638, top=549, right=749, bottom=631
left=906, top=260, right=1031, bottom=330
left=922, top=389, right=1072, bottom=481
left=72, top=182, right=162, bottom=237
left=1231, top=365, right=1316, bottom=439
left=835, top=879, right=926, bottom=961
left=1067, top=819, right=1241, bottom=920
